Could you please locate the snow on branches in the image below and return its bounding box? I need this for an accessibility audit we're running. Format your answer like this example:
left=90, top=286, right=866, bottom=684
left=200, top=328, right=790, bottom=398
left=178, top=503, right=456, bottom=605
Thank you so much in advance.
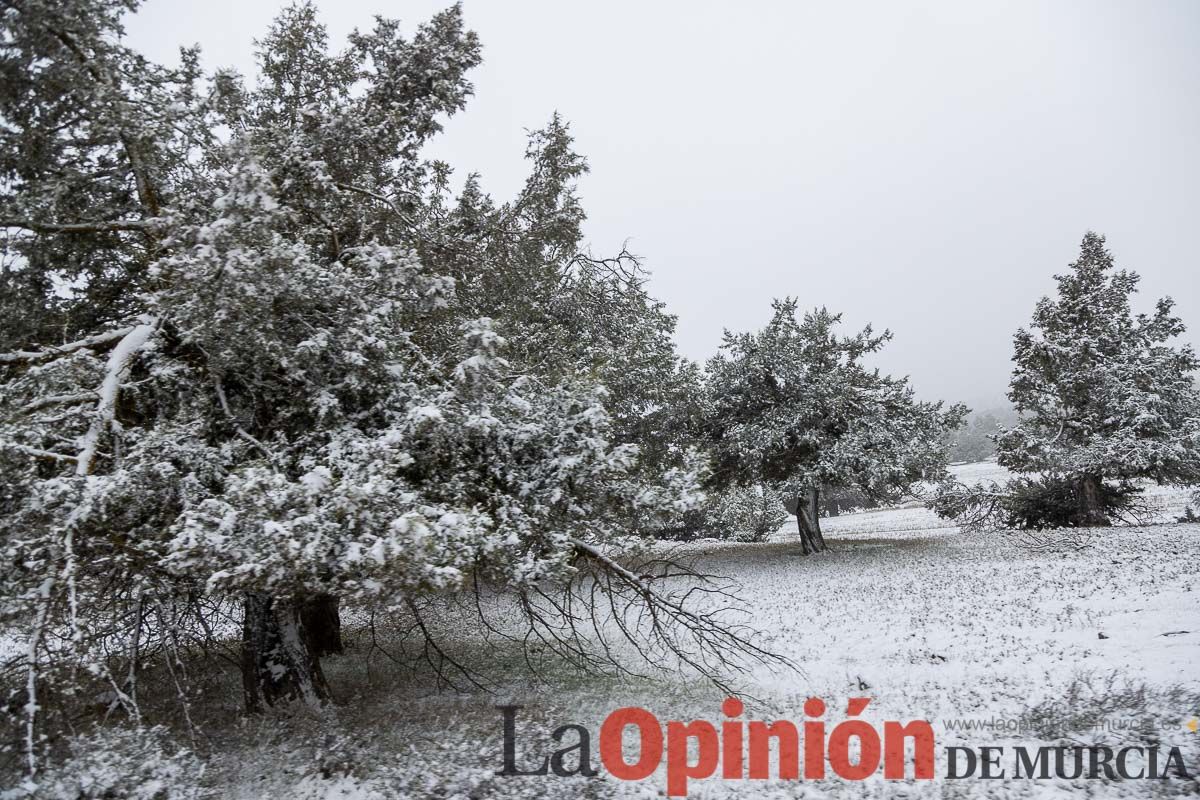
left=705, top=299, right=966, bottom=552
left=0, top=0, right=721, bottom=770
left=997, top=232, right=1200, bottom=488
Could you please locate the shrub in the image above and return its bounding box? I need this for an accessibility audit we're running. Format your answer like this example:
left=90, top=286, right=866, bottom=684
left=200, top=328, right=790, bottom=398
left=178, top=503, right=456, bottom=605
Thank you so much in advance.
left=710, top=484, right=789, bottom=542
left=652, top=484, right=788, bottom=542
left=1004, top=475, right=1141, bottom=529
left=11, top=726, right=205, bottom=800
left=930, top=474, right=1144, bottom=531
left=1178, top=490, right=1200, bottom=523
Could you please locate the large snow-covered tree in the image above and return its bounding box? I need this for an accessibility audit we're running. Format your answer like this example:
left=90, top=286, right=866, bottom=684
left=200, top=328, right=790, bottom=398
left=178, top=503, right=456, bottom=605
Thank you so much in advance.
left=705, top=299, right=966, bottom=553
left=417, top=113, right=707, bottom=503
left=0, top=0, right=760, bottom=771
left=995, top=232, right=1200, bottom=525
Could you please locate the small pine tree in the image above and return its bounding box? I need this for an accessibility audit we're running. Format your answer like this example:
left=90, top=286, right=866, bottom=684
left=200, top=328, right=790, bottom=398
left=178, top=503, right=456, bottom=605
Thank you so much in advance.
left=996, top=232, right=1200, bottom=526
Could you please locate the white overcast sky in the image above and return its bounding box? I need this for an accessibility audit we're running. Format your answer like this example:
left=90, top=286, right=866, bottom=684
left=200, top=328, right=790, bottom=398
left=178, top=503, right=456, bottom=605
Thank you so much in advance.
left=123, top=0, right=1199, bottom=410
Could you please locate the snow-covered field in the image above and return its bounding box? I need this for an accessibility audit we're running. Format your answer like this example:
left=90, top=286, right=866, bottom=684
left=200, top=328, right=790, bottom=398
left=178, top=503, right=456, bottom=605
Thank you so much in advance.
left=201, top=464, right=1200, bottom=799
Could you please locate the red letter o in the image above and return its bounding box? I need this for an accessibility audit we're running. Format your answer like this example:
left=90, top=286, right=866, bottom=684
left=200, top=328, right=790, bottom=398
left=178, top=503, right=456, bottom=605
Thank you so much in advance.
left=600, top=707, right=663, bottom=780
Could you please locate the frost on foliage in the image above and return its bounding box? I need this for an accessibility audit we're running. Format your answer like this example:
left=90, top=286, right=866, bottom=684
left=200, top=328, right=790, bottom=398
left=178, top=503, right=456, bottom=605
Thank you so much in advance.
left=0, top=0, right=708, bottom=770
left=996, top=232, right=1200, bottom=486
left=703, top=484, right=789, bottom=542
left=705, top=299, right=966, bottom=505
left=9, top=725, right=205, bottom=800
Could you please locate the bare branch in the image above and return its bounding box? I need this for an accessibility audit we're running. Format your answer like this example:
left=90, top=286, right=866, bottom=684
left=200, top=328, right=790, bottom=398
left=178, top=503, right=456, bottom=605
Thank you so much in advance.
left=214, top=378, right=276, bottom=465
left=568, top=537, right=648, bottom=590
left=561, top=539, right=797, bottom=693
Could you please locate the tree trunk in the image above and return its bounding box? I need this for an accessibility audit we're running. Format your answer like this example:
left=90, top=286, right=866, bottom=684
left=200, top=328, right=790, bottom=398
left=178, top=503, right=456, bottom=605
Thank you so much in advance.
left=827, top=495, right=840, bottom=517
left=795, top=510, right=815, bottom=555
left=1074, top=473, right=1110, bottom=528
left=804, top=486, right=828, bottom=551
left=792, top=487, right=828, bottom=554
left=299, top=593, right=343, bottom=657
left=241, top=593, right=332, bottom=713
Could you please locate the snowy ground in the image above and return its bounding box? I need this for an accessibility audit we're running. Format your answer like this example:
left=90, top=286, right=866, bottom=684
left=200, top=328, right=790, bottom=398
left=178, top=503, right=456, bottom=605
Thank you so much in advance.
left=809, top=459, right=1196, bottom=540
left=192, top=463, right=1200, bottom=799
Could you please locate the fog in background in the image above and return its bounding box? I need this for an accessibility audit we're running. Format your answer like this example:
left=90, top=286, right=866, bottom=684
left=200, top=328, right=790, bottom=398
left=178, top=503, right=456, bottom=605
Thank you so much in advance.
left=124, top=0, right=1200, bottom=411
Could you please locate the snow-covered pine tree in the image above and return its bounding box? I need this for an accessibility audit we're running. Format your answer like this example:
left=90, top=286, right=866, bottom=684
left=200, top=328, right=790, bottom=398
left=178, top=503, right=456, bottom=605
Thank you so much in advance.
left=705, top=299, right=966, bottom=553
left=0, top=1, right=752, bottom=770
left=417, top=114, right=708, bottom=511
left=1, top=0, right=492, bottom=722
left=996, top=232, right=1200, bottom=525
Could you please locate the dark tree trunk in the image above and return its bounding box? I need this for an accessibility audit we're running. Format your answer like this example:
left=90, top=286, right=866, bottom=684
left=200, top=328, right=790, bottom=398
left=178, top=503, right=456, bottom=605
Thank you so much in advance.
left=300, top=593, right=343, bottom=657
left=1074, top=473, right=1110, bottom=528
left=827, top=496, right=840, bottom=517
left=241, top=593, right=332, bottom=713
left=805, top=486, right=828, bottom=551
left=792, top=487, right=829, bottom=554
left=795, top=510, right=815, bottom=555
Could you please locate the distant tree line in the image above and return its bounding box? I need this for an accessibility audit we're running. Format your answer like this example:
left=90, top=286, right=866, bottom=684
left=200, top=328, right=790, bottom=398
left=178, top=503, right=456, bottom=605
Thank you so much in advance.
left=946, top=408, right=1019, bottom=463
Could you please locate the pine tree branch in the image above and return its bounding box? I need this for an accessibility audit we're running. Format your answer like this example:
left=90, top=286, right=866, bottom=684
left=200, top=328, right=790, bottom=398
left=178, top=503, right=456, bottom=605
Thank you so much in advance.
left=0, top=442, right=79, bottom=463
left=333, top=182, right=415, bottom=226
left=75, top=320, right=158, bottom=476
left=41, top=24, right=162, bottom=217
left=0, top=327, right=137, bottom=363
left=213, top=378, right=276, bottom=465
left=0, top=218, right=158, bottom=234
left=21, top=393, right=96, bottom=414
